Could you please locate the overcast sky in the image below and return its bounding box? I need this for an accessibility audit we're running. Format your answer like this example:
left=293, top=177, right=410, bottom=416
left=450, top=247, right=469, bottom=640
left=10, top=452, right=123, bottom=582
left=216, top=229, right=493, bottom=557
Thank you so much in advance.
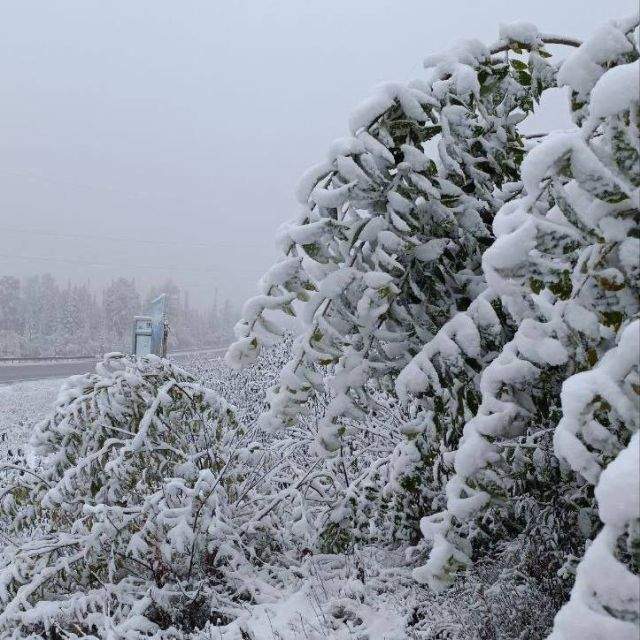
left=0, top=0, right=635, bottom=308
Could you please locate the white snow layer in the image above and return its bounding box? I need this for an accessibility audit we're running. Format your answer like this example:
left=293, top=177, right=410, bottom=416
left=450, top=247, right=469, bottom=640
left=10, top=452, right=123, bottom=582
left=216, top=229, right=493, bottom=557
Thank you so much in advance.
left=498, top=21, right=540, bottom=46
left=590, top=60, right=640, bottom=118
left=554, top=320, right=639, bottom=485
left=595, top=430, right=639, bottom=528
left=557, top=20, right=636, bottom=95
left=548, top=432, right=640, bottom=640
left=349, top=83, right=438, bottom=133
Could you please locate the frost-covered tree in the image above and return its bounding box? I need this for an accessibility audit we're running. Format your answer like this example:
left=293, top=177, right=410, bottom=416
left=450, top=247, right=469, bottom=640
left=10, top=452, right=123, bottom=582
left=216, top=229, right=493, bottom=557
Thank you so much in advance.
left=0, top=276, right=23, bottom=333
left=0, top=273, right=230, bottom=357
left=103, top=276, right=141, bottom=347
left=227, top=11, right=639, bottom=631
left=225, top=23, right=572, bottom=555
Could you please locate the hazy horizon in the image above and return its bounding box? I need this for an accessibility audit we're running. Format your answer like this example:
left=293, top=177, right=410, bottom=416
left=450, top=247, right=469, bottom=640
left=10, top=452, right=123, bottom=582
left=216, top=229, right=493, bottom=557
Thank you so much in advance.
left=1, top=0, right=635, bottom=308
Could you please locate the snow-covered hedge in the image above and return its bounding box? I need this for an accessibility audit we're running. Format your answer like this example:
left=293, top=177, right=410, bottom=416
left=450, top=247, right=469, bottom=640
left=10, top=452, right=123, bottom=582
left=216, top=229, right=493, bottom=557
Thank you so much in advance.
left=416, top=13, right=639, bottom=593
left=0, top=354, right=259, bottom=638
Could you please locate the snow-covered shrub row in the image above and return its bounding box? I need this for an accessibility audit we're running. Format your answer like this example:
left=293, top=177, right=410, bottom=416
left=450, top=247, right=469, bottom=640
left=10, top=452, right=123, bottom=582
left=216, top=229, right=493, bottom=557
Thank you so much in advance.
left=0, top=354, right=281, bottom=638
left=180, top=342, right=421, bottom=552
left=0, top=350, right=571, bottom=640
left=229, top=13, right=640, bottom=639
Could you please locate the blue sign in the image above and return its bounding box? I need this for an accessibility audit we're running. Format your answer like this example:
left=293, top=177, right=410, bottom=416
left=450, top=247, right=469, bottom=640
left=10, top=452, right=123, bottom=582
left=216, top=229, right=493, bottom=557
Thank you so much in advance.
left=132, top=316, right=153, bottom=356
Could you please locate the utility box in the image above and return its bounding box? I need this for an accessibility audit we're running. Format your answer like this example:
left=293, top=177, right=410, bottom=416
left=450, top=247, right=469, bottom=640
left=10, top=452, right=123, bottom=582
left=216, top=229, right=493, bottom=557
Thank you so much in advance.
left=132, top=294, right=169, bottom=357
left=132, top=316, right=153, bottom=356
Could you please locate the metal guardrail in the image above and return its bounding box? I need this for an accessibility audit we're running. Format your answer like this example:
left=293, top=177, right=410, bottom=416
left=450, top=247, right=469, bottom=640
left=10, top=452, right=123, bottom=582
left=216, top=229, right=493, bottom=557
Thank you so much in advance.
left=0, top=346, right=228, bottom=364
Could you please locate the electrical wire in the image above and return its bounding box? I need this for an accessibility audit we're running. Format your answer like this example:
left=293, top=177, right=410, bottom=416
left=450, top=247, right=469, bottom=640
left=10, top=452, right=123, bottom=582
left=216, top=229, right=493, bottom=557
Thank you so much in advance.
left=0, top=250, right=221, bottom=275
left=0, top=225, right=269, bottom=249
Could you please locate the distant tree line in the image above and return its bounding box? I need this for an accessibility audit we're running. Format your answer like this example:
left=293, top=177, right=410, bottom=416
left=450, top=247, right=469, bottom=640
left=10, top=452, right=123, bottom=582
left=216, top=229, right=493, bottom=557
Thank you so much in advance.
left=0, top=274, right=237, bottom=357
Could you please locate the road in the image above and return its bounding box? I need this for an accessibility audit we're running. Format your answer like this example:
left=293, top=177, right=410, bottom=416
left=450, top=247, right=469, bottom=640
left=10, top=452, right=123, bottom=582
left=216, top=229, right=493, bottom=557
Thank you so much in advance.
left=0, top=348, right=227, bottom=385
left=0, top=360, right=98, bottom=385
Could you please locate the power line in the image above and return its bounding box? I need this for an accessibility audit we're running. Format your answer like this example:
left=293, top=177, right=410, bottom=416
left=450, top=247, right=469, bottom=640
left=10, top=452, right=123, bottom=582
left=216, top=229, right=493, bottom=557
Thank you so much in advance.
left=0, top=167, right=188, bottom=203
left=0, top=250, right=222, bottom=276
left=1, top=225, right=269, bottom=250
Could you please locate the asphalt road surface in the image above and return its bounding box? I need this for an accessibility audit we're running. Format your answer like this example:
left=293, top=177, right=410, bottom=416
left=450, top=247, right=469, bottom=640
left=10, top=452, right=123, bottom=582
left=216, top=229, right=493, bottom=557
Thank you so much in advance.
left=0, top=348, right=227, bottom=385
left=0, top=360, right=98, bottom=385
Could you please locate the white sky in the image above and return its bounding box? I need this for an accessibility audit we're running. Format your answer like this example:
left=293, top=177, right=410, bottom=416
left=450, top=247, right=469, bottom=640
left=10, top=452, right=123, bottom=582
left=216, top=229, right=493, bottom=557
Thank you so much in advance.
left=0, top=0, right=635, bottom=307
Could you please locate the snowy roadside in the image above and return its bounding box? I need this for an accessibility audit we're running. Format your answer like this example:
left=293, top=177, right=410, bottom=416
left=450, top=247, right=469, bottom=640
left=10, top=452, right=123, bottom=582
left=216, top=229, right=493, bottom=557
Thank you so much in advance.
left=0, top=352, right=559, bottom=639
left=0, top=358, right=95, bottom=367
left=0, top=354, right=214, bottom=458
left=0, top=378, right=61, bottom=461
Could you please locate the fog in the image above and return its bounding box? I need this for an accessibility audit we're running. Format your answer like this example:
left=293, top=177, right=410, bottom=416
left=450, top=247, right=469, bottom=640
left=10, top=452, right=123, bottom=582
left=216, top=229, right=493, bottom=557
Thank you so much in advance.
left=0, top=0, right=634, bottom=307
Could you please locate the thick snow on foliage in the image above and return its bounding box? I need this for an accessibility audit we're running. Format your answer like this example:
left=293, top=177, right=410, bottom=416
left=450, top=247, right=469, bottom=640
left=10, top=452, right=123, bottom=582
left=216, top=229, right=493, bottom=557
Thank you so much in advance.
left=411, top=14, right=640, bottom=598
left=229, top=13, right=561, bottom=457
left=549, top=432, right=640, bottom=640
left=498, top=21, right=540, bottom=46
left=590, top=60, right=640, bottom=118
left=554, top=320, right=639, bottom=485
left=557, top=16, right=637, bottom=97
left=0, top=354, right=258, bottom=637
left=226, top=10, right=638, bottom=639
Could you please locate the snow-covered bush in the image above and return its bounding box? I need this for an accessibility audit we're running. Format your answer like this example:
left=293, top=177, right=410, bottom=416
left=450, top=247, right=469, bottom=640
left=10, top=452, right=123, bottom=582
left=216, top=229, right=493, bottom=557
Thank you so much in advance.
left=186, top=343, right=415, bottom=552
left=549, top=340, right=639, bottom=639
left=417, top=13, right=639, bottom=593
left=227, top=11, right=640, bottom=638
left=226, top=26, right=561, bottom=455
left=225, top=20, right=572, bottom=558
left=0, top=354, right=261, bottom=638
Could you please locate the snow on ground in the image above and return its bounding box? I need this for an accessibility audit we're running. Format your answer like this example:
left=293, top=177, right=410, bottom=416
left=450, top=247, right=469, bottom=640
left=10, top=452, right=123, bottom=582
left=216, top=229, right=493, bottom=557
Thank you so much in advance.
left=0, top=378, right=61, bottom=462
left=203, top=549, right=411, bottom=640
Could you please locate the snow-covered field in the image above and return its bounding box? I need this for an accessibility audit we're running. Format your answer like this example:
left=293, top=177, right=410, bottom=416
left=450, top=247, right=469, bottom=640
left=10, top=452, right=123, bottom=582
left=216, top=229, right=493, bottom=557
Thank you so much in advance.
left=0, top=378, right=61, bottom=463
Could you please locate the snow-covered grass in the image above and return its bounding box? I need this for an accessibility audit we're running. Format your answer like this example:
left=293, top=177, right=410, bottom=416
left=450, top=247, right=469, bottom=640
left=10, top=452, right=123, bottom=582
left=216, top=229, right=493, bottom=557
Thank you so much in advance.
left=0, top=378, right=60, bottom=463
